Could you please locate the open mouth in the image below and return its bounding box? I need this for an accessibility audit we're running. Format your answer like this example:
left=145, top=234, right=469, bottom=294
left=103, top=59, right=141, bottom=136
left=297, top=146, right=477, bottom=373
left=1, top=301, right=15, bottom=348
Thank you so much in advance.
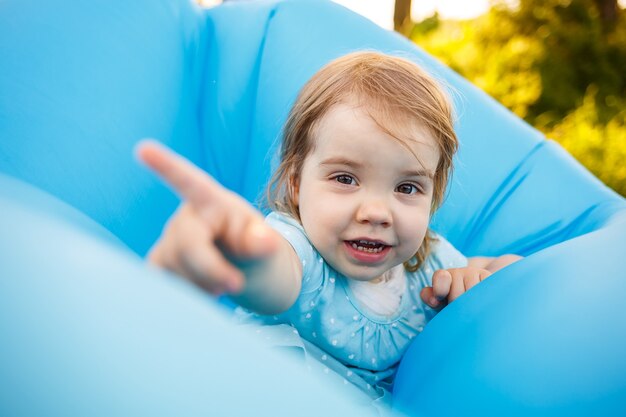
left=347, top=239, right=389, bottom=253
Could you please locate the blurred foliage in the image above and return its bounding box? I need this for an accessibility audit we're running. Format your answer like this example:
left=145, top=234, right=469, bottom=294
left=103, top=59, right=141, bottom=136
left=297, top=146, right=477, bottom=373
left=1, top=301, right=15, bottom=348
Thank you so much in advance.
left=409, top=0, right=626, bottom=197
left=542, top=86, right=626, bottom=196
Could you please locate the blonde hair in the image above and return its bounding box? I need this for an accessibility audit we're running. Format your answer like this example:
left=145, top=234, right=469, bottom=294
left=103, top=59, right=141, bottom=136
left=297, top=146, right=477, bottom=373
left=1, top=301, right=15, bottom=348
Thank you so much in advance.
left=266, top=51, right=458, bottom=271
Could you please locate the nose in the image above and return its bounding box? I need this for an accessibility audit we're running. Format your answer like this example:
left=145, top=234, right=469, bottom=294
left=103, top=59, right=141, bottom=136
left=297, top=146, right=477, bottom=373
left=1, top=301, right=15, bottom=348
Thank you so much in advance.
left=355, top=198, right=392, bottom=227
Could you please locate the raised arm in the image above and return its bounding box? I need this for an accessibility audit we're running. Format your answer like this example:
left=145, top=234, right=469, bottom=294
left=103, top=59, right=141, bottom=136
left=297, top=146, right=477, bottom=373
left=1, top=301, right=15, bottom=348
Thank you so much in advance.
left=137, top=140, right=302, bottom=315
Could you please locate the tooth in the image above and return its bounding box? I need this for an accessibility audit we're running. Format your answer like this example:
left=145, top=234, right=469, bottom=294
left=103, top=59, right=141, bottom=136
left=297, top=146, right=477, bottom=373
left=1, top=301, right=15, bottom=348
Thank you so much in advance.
left=352, top=243, right=357, bottom=249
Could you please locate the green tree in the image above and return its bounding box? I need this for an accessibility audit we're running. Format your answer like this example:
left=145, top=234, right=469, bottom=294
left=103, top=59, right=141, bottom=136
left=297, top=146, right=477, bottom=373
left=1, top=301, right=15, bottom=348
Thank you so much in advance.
left=408, top=0, right=626, bottom=196
left=490, top=0, right=625, bottom=124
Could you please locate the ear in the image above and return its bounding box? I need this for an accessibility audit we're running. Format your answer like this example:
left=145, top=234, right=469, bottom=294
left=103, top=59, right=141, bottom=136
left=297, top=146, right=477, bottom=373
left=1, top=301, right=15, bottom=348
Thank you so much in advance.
left=290, top=176, right=300, bottom=206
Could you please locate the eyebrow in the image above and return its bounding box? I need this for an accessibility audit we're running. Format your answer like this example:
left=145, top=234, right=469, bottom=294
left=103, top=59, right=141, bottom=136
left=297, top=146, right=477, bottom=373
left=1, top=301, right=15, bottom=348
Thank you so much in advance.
left=319, top=157, right=435, bottom=179
left=319, top=157, right=363, bottom=169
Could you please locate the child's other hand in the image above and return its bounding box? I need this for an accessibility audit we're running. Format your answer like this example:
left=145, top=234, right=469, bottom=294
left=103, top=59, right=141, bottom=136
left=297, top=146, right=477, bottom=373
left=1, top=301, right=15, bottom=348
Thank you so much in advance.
left=420, top=267, right=492, bottom=310
left=136, top=140, right=280, bottom=296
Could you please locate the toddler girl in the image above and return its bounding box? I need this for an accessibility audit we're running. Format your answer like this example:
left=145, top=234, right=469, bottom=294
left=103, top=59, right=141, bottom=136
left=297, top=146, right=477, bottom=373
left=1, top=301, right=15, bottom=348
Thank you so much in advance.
left=138, top=51, right=520, bottom=404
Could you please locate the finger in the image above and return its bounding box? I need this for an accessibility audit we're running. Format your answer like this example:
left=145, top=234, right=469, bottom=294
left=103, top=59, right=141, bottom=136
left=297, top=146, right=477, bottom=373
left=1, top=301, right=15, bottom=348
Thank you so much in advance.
left=218, top=211, right=279, bottom=260
left=179, top=242, right=245, bottom=295
left=242, top=220, right=279, bottom=257
left=136, top=139, right=221, bottom=207
left=448, top=270, right=466, bottom=302
left=479, top=269, right=492, bottom=281
left=463, top=270, right=481, bottom=292
left=152, top=205, right=245, bottom=294
left=420, top=287, right=444, bottom=309
left=431, top=269, right=452, bottom=303
left=146, top=204, right=192, bottom=269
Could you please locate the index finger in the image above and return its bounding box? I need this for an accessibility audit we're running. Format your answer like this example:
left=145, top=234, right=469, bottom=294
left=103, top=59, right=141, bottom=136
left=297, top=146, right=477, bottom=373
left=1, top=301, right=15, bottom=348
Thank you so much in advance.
left=136, top=139, right=220, bottom=206
left=432, top=269, right=452, bottom=301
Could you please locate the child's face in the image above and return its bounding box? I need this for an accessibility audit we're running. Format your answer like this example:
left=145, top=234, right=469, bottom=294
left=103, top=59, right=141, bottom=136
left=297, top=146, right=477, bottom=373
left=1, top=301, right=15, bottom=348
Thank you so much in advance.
left=294, top=101, right=439, bottom=282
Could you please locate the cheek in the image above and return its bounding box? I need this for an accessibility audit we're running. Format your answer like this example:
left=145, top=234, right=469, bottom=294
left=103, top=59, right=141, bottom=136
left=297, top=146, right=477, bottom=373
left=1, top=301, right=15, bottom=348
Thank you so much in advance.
left=300, top=192, right=342, bottom=225
left=396, top=207, right=430, bottom=247
left=299, top=189, right=351, bottom=242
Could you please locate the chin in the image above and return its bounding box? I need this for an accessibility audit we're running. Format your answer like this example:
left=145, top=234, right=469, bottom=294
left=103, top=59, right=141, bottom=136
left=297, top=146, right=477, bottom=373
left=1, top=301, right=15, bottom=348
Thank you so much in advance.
left=340, top=265, right=386, bottom=282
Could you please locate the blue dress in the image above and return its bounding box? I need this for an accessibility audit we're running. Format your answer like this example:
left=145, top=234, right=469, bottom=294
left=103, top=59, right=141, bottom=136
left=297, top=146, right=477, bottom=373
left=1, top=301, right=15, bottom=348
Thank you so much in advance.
left=236, top=212, right=468, bottom=405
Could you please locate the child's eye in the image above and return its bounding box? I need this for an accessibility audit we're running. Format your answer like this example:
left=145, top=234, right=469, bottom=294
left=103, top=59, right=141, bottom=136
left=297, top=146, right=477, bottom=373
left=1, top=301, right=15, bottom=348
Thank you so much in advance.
left=396, top=183, right=421, bottom=195
left=333, top=174, right=356, bottom=185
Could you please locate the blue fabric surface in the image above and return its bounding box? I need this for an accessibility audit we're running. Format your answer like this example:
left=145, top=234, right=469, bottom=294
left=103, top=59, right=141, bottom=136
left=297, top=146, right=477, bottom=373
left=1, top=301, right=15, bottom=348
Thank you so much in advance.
left=394, top=214, right=626, bottom=417
left=1, top=0, right=625, bottom=416
left=0, top=178, right=370, bottom=416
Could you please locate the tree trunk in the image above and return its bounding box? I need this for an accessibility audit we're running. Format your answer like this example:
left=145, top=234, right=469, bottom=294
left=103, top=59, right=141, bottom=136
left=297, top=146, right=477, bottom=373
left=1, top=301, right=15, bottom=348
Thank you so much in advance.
left=394, top=0, right=412, bottom=33
left=593, top=0, right=618, bottom=25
